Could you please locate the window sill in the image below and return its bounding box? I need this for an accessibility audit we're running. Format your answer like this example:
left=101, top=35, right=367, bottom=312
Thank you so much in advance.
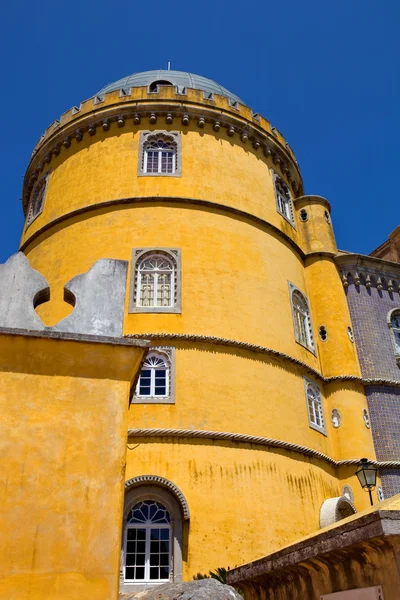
left=128, top=306, right=181, bottom=314
left=296, top=339, right=317, bottom=356
left=309, top=422, right=327, bottom=436
left=277, top=210, right=296, bottom=229
left=131, top=396, right=175, bottom=404
left=137, top=172, right=181, bottom=177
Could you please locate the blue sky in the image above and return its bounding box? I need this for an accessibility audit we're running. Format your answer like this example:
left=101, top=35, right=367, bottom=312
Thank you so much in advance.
left=0, top=0, right=398, bottom=261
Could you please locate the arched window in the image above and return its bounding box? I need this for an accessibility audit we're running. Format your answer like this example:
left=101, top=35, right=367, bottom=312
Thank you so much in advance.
left=137, top=254, right=174, bottom=308
left=137, top=352, right=169, bottom=398
left=138, top=131, right=181, bottom=177
left=144, top=138, right=176, bottom=174
left=273, top=171, right=294, bottom=225
left=389, top=310, right=400, bottom=355
left=129, top=248, right=181, bottom=314
left=26, top=171, right=49, bottom=227
left=124, top=500, right=171, bottom=584
left=120, top=477, right=189, bottom=592
left=290, top=286, right=314, bottom=351
left=304, top=378, right=325, bottom=434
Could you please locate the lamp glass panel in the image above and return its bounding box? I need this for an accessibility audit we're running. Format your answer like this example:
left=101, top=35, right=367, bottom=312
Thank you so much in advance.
left=356, top=468, right=367, bottom=488
left=365, top=467, right=377, bottom=487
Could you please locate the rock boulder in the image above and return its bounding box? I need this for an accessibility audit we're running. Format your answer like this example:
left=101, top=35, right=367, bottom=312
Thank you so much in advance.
left=119, top=578, right=242, bottom=599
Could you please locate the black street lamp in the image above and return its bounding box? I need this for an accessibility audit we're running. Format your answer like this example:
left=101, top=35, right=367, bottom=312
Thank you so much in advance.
left=355, top=458, right=378, bottom=506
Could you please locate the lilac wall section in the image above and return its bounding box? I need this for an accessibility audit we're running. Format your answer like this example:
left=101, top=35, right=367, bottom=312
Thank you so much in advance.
left=345, top=276, right=400, bottom=498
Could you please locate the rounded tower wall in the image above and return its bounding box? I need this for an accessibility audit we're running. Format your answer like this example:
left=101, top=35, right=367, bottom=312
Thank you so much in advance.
left=17, top=76, right=380, bottom=585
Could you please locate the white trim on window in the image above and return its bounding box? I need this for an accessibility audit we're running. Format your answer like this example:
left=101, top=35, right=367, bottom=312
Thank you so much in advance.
left=304, top=377, right=326, bottom=435
left=124, top=500, right=171, bottom=584
left=272, top=170, right=295, bottom=227
left=132, top=347, right=175, bottom=405
left=138, top=131, right=181, bottom=177
left=129, top=248, right=181, bottom=314
left=26, top=170, right=50, bottom=228
left=388, top=308, right=400, bottom=362
left=289, top=282, right=315, bottom=353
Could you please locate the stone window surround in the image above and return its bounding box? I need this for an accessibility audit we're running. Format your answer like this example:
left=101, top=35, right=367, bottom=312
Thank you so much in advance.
left=288, top=281, right=316, bottom=355
left=131, top=346, right=176, bottom=405
left=120, top=479, right=187, bottom=593
left=303, top=376, right=326, bottom=436
left=25, top=169, right=50, bottom=229
left=271, top=168, right=296, bottom=228
left=129, top=248, right=182, bottom=314
left=138, top=131, right=182, bottom=177
left=387, top=307, right=400, bottom=365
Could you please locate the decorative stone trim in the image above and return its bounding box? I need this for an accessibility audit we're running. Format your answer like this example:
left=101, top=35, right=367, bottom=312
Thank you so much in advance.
left=288, top=282, right=316, bottom=354
left=20, top=196, right=307, bottom=262
left=125, top=332, right=400, bottom=388
left=23, top=103, right=302, bottom=211
left=319, top=496, right=356, bottom=528
left=25, top=170, right=50, bottom=228
left=303, top=377, right=326, bottom=435
left=124, top=475, right=190, bottom=520
left=137, top=131, right=182, bottom=177
left=127, top=428, right=400, bottom=469
left=125, top=332, right=323, bottom=380
left=131, top=346, right=176, bottom=404
left=128, top=248, right=181, bottom=314
left=336, top=254, right=400, bottom=293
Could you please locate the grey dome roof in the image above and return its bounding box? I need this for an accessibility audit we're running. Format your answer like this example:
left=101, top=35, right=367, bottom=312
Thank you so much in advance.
left=97, top=70, right=244, bottom=105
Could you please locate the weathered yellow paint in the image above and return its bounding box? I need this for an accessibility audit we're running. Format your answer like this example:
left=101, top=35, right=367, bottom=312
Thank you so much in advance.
left=8, top=80, right=380, bottom=595
left=0, top=333, right=146, bottom=599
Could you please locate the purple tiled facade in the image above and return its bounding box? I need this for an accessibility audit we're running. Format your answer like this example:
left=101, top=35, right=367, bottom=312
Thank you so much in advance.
left=345, top=274, right=400, bottom=497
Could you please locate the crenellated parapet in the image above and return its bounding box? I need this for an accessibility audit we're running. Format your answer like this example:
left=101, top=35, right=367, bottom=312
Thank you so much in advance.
left=22, top=85, right=303, bottom=213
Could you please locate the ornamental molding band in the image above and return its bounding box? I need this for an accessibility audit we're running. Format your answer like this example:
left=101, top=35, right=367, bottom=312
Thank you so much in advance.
left=126, top=332, right=400, bottom=387
left=127, top=428, right=400, bottom=470
left=0, top=252, right=128, bottom=337
left=335, top=254, right=400, bottom=292
left=20, top=196, right=307, bottom=260
left=124, top=475, right=190, bottom=520
left=23, top=100, right=302, bottom=211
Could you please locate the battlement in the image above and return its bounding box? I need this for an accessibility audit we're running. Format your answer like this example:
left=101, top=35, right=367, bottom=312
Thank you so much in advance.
left=23, top=85, right=302, bottom=212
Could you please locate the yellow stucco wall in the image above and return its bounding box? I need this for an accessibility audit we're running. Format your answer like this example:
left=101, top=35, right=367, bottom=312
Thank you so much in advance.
left=125, top=440, right=373, bottom=579
left=11, top=86, right=379, bottom=590
left=0, top=333, right=146, bottom=600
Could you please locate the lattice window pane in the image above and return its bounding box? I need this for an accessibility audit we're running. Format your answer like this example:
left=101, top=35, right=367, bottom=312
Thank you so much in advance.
left=146, top=151, right=159, bottom=173
left=125, top=502, right=171, bottom=583
left=307, top=384, right=324, bottom=431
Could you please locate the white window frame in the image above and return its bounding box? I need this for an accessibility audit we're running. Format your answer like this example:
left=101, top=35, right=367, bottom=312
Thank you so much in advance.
left=289, top=282, right=315, bottom=353
left=26, top=170, right=50, bottom=228
left=144, top=142, right=176, bottom=174
left=136, top=254, right=175, bottom=309
left=304, top=377, right=326, bottom=435
left=131, top=347, right=175, bottom=405
left=124, top=501, right=171, bottom=585
left=129, top=248, right=181, bottom=314
left=272, top=170, right=295, bottom=227
left=388, top=308, right=400, bottom=363
left=138, top=131, right=181, bottom=177
left=136, top=352, right=169, bottom=399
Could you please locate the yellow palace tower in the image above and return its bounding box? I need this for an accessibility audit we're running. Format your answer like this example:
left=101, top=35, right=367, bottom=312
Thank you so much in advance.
left=0, top=70, right=381, bottom=599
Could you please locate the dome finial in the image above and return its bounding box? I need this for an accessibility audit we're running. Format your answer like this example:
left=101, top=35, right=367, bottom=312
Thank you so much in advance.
left=167, top=60, right=171, bottom=70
